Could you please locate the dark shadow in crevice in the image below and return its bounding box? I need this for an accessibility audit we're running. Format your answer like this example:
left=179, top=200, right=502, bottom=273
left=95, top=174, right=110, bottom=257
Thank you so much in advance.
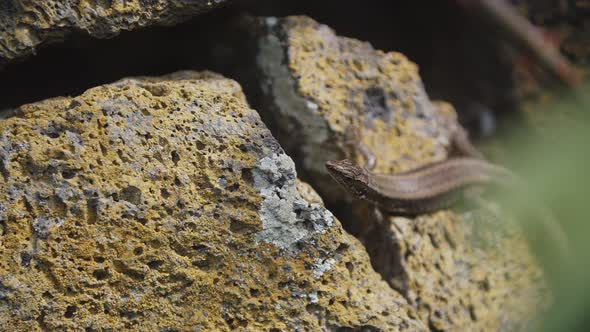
left=0, top=0, right=518, bottom=136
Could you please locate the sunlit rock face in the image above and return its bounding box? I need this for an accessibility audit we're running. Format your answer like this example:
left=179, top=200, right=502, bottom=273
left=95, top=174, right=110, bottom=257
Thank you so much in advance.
left=254, top=16, right=459, bottom=196
left=0, top=71, right=425, bottom=331
left=251, top=16, right=549, bottom=331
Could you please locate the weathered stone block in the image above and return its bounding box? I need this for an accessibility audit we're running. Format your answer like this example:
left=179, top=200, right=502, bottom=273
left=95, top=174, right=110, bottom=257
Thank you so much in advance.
left=0, top=70, right=425, bottom=331
left=0, top=0, right=230, bottom=65
left=251, top=16, right=548, bottom=331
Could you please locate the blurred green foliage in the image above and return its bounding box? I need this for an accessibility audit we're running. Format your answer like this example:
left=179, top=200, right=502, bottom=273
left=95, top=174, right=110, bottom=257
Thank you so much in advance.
left=499, top=87, right=590, bottom=331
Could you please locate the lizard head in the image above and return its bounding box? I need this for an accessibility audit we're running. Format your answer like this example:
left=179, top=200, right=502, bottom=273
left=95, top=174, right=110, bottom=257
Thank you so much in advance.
left=325, top=159, right=370, bottom=198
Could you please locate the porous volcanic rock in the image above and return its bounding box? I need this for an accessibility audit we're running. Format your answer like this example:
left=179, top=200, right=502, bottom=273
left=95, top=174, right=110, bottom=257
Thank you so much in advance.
left=254, top=16, right=459, bottom=198
left=252, top=16, right=549, bottom=331
left=0, top=71, right=426, bottom=331
left=369, top=211, right=549, bottom=331
left=0, top=0, right=230, bottom=65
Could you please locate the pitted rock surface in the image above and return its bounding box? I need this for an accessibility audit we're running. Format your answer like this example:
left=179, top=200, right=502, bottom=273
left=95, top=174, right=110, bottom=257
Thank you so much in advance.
left=0, top=71, right=426, bottom=331
left=253, top=16, right=549, bottom=331
left=0, top=0, right=229, bottom=65
left=369, top=211, right=548, bottom=331
left=255, top=16, right=459, bottom=195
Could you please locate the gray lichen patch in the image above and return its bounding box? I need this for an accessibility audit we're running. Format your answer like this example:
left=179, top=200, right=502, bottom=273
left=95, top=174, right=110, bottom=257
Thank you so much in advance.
left=31, top=216, right=64, bottom=240
left=312, top=257, right=336, bottom=279
left=257, top=30, right=338, bottom=175
left=253, top=153, right=334, bottom=252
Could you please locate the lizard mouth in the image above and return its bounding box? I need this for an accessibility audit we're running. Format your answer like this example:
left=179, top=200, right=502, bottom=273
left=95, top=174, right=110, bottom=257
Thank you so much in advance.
left=325, top=160, right=367, bottom=198
left=325, top=160, right=350, bottom=179
left=325, top=160, right=348, bottom=183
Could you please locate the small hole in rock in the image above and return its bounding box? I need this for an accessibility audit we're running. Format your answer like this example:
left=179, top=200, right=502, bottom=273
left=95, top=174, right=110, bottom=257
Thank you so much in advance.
left=305, top=303, right=322, bottom=314
left=192, top=244, right=207, bottom=251
left=44, top=131, right=61, bottom=139
left=226, top=183, right=239, bottom=191
left=147, top=260, right=163, bottom=269
left=229, top=219, right=253, bottom=234
left=20, top=252, right=31, bottom=267
left=61, top=170, right=76, bottom=179
left=241, top=168, right=254, bottom=185
left=149, top=240, right=162, bottom=248
left=345, top=262, right=354, bottom=273
left=64, top=305, right=77, bottom=318
left=171, top=150, right=180, bottom=165
left=93, top=269, right=109, bottom=280
left=363, top=86, right=389, bottom=121
left=120, top=186, right=142, bottom=205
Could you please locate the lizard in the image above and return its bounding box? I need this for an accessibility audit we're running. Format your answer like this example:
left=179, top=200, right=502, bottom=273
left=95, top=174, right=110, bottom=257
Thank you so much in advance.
left=336, top=120, right=503, bottom=214
left=338, top=122, right=487, bottom=224
left=325, top=157, right=516, bottom=215
left=326, top=126, right=572, bottom=262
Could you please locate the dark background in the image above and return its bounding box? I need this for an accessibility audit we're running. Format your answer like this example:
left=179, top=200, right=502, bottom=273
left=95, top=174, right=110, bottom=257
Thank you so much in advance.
left=0, top=0, right=515, bottom=134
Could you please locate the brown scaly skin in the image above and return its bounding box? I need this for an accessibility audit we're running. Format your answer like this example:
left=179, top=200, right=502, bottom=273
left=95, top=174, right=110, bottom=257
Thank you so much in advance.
left=325, top=158, right=517, bottom=214
left=325, top=158, right=572, bottom=263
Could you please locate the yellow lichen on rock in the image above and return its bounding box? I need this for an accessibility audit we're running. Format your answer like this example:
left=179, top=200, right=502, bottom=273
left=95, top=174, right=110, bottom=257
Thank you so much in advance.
left=0, top=71, right=425, bottom=331
left=256, top=16, right=458, bottom=194
left=253, top=16, right=549, bottom=331
left=371, top=211, right=548, bottom=331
